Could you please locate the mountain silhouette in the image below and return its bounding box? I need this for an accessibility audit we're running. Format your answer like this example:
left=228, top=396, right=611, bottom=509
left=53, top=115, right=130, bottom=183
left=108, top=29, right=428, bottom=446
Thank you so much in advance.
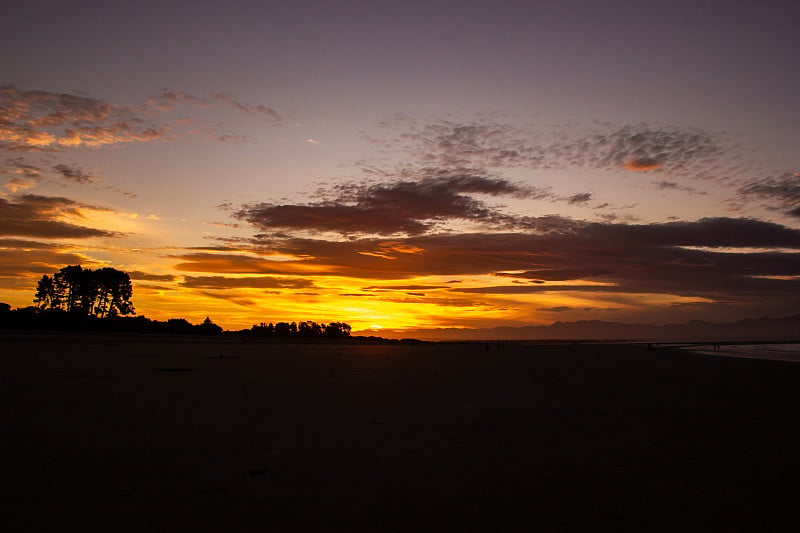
left=363, top=314, right=800, bottom=341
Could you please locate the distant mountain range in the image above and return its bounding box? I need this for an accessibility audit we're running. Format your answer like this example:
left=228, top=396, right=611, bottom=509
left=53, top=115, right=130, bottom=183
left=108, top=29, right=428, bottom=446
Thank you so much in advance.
left=357, top=314, right=800, bottom=341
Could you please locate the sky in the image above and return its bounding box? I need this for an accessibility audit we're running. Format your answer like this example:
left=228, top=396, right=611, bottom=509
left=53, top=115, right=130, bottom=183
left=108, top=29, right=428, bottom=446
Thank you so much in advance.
left=2, top=0, right=799, bottom=335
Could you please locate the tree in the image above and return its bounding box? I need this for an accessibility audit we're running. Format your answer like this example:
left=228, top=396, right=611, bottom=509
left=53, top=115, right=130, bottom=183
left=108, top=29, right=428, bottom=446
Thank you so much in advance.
left=298, top=321, right=323, bottom=337
left=34, top=265, right=135, bottom=317
left=94, top=267, right=134, bottom=317
left=54, top=265, right=84, bottom=312
left=34, top=275, right=58, bottom=310
left=274, top=322, right=292, bottom=336
left=324, top=322, right=351, bottom=338
left=197, top=316, right=222, bottom=335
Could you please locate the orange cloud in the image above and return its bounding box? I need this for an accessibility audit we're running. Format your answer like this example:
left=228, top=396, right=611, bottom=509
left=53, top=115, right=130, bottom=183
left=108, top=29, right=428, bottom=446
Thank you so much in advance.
left=4, top=177, right=37, bottom=193
left=624, top=157, right=662, bottom=171
left=0, top=86, right=171, bottom=150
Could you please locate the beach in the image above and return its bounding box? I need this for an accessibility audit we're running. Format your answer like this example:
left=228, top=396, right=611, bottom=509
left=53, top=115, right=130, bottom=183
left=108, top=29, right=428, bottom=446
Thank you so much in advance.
left=682, top=343, right=800, bottom=363
left=2, top=332, right=799, bottom=531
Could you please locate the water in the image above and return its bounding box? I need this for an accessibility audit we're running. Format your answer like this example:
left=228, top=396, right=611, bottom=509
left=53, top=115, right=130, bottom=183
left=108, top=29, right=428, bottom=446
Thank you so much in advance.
left=689, top=343, right=800, bottom=362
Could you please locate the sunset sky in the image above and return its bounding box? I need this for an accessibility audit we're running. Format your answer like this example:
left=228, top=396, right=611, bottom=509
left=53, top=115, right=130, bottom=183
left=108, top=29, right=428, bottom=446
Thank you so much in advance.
left=2, top=0, right=799, bottom=335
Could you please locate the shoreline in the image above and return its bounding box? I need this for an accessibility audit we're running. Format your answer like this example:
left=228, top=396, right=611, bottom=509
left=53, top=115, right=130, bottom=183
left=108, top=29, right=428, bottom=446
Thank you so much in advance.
left=682, top=342, right=800, bottom=363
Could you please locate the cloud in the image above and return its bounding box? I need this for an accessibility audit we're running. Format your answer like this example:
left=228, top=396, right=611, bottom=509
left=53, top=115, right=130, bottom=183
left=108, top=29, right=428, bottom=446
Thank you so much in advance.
left=52, top=163, right=96, bottom=184
left=361, top=284, right=449, bottom=292
left=128, top=270, right=177, bottom=282
left=624, top=157, right=662, bottom=171
left=171, top=252, right=340, bottom=276
left=3, top=157, right=43, bottom=178
left=548, top=125, right=725, bottom=178
left=0, top=238, right=53, bottom=249
left=0, top=240, right=99, bottom=278
left=0, top=194, right=120, bottom=238
left=385, top=119, right=733, bottom=181
left=179, top=216, right=800, bottom=318
left=205, top=220, right=241, bottom=229
left=565, top=192, right=592, bottom=205
left=402, top=121, right=547, bottom=169
left=738, top=172, right=800, bottom=218
left=180, top=275, right=316, bottom=289
left=146, top=89, right=202, bottom=112
left=496, top=268, right=613, bottom=281
left=654, top=180, right=707, bottom=195
left=210, top=93, right=282, bottom=122
left=234, top=171, right=552, bottom=236
left=2, top=157, right=43, bottom=192
left=0, top=85, right=170, bottom=150
left=536, top=306, right=620, bottom=313
left=196, top=290, right=261, bottom=308
left=3, top=177, right=37, bottom=192
left=146, top=88, right=283, bottom=132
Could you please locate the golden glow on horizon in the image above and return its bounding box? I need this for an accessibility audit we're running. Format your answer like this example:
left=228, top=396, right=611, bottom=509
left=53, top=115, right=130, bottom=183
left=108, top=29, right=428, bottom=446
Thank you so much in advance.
left=0, top=231, right=736, bottom=335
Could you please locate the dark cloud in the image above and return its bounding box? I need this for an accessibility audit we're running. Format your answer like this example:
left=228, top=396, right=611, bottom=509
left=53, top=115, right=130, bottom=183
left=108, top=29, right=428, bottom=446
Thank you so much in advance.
left=235, top=172, right=551, bottom=236
left=362, top=284, right=450, bottom=292
left=496, top=268, right=613, bottom=281
left=146, top=89, right=201, bottom=111
left=586, top=217, right=800, bottom=248
left=171, top=252, right=341, bottom=276
left=52, top=163, right=96, bottom=184
left=565, top=192, right=592, bottom=205
left=0, top=194, right=120, bottom=238
left=388, top=119, right=732, bottom=180
left=548, top=125, right=725, bottom=177
left=176, top=217, right=800, bottom=319
left=536, top=306, right=620, bottom=313
left=196, top=290, right=260, bottom=308
left=180, top=275, right=315, bottom=289
left=128, top=270, right=177, bottom=282
left=654, top=181, right=707, bottom=195
left=210, top=93, right=282, bottom=122
left=738, top=172, right=800, bottom=218
left=402, top=121, right=547, bottom=169
left=0, top=238, right=53, bottom=249
left=0, top=247, right=99, bottom=278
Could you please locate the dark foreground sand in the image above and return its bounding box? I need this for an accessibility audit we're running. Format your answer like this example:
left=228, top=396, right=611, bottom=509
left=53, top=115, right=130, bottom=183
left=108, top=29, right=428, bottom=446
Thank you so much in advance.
left=2, top=333, right=799, bottom=531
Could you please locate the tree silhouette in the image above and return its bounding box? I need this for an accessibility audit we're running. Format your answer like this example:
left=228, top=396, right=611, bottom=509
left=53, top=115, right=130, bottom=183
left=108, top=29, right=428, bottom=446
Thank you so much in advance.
left=324, top=322, right=352, bottom=337
left=250, top=320, right=351, bottom=338
left=93, top=267, right=134, bottom=317
left=34, top=275, right=58, bottom=310
left=35, top=265, right=135, bottom=317
left=196, top=316, right=222, bottom=335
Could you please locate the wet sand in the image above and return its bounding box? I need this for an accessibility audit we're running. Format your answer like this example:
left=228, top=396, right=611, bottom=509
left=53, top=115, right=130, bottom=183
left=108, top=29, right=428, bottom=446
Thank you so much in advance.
left=2, top=332, right=799, bottom=531
left=684, top=343, right=800, bottom=363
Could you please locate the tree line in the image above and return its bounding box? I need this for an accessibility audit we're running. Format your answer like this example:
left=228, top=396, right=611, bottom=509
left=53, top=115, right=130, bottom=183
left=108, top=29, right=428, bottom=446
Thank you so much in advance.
left=1, top=264, right=353, bottom=339
left=250, top=321, right=351, bottom=338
